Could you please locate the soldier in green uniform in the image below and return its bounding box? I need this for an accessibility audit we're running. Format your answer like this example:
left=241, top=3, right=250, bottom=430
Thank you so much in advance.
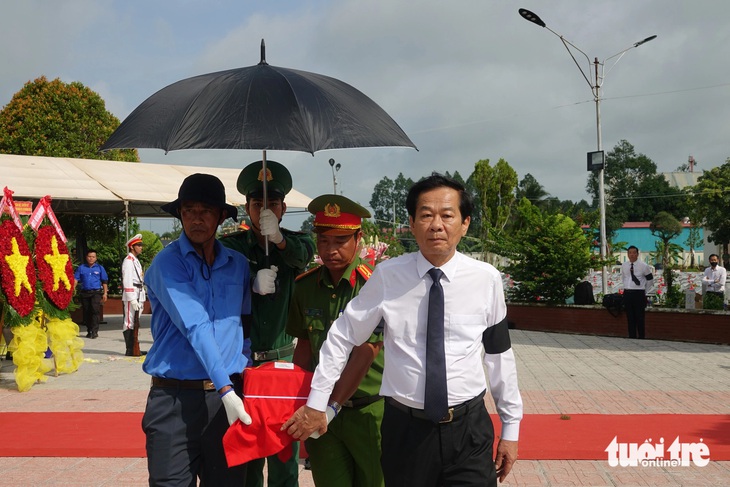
left=222, top=160, right=315, bottom=487
left=287, top=194, right=385, bottom=487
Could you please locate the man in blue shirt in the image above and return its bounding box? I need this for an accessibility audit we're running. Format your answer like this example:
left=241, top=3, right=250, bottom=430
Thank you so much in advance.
left=142, top=173, right=253, bottom=486
left=73, top=249, right=108, bottom=339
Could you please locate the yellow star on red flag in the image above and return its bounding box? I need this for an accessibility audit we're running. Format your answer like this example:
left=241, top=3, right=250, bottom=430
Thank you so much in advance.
left=43, top=234, right=71, bottom=291
left=4, top=237, right=33, bottom=297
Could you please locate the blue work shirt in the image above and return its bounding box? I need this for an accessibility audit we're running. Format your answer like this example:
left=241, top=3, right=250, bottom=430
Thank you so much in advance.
left=74, top=263, right=108, bottom=291
left=142, top=231, right=251, bottom=390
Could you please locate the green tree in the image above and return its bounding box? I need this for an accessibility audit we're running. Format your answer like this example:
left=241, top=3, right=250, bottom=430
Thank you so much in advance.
left=586, top=140, right=682, bottom=232
left=650, top=211, right=682, bottom=272
left=516, top=173, right=550, bottom=209
left=0, top=77, right=141, bottom=264
left=469, top=158, right=518, bottom=259
left=299, top=214, right=315, bottom=233
left=369, top=173, right=413, bottom=232
left=683, top=206, right=703, bottom=269
left=0, top=76, right=137, bottom=161
left=692, top=159, right=730, bottom=266
left=505, top=199, right=592, bottom=303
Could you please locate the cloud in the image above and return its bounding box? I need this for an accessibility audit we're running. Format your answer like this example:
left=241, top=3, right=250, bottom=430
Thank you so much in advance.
left=2, top=0, right=729, bottom=228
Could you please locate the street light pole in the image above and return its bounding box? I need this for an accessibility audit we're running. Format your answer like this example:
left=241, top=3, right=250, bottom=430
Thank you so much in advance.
left=518, top=8, right=656, bottom=295
left=328, top=158, right=341, bottom=194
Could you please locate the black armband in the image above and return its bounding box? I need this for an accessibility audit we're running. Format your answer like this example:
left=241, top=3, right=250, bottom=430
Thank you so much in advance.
left=482, top=318, right=511, bottom=354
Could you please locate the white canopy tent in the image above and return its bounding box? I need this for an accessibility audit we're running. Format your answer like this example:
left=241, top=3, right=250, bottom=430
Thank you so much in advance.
left=0, top=153, right=312, bottom=218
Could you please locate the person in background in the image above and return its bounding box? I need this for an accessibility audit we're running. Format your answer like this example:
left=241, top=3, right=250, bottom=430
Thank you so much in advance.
left=702, top=253, right=726, bottom=310
left=287, top=194, right=384, bottom=487
left=621, top=245, right=654, bottom=339
left=222, top=160, right=314, bottom=487
left=283, top=173, right=522, bottom=486
left=142, top=173, right=252, bottom=486
left=121, top=233, right=146, bottom=356
left=74, top=249, right=108, bottom=339
left=1, top=311, right=13, bottom=361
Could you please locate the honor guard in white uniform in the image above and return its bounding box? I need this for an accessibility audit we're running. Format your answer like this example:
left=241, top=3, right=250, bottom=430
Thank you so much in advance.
left=122, top=233, right=146, bottom=356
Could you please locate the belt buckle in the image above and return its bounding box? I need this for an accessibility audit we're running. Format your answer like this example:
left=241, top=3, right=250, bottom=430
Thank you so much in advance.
left=203, top=380, right=215, bottom=391
left=439, top=408, right=454, bottom=424
left=252, top=351, right=265, bottom=361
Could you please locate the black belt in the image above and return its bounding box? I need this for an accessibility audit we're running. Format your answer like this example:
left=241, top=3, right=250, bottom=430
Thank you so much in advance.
left=385, top=390, right=486, bottom=424
left=342, top=395, right=382, bottom=408
left=252, top=342, right=296, bottom=362
left=624, top=289, right=645, bottom=293
left=151, top=373, right=242, bottom=392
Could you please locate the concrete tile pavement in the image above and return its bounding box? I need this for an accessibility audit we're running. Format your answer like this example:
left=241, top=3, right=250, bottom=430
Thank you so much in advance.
left=1, top=315, right=728, bottom=486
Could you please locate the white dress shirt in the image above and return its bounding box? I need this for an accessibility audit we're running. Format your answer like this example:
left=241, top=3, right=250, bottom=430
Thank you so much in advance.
left=621, top=259, right=653, bottom=291
left=703, top=265, right=727, bottom=293
left=307, top=251, right=523, bottom=441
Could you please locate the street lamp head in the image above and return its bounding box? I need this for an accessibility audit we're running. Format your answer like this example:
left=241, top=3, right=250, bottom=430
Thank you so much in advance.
left=634, top=35, right=657, bottom=47
left=335, top=163, right=341, bottom=171
left=518, top=8, right=546, bottom=28
left=328, top=158, right=335, bottom=167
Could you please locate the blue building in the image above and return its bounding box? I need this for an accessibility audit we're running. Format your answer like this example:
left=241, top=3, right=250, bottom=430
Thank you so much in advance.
left=613, top=222, right=704, bottom=267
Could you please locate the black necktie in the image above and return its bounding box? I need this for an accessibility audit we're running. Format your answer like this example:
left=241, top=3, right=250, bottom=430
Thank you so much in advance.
left=630, top=263, right=641, bottom=286
left=424, top=268, right=447, bottom=423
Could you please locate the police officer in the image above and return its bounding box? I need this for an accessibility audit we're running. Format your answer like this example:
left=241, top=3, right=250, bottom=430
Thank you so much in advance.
left=221, top=160, right=314, bottom=487
left=287, top=194, right=385, bottom=487
left=122, top=233, right=146, bottom=356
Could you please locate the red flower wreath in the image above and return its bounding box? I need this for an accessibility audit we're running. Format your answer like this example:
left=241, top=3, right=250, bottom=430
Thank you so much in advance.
left=34, top=225, right=74, bottom=310
left=0, top=219, right=37, bottom=316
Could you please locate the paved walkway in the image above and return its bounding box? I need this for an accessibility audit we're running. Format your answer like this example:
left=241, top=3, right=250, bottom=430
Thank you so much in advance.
left=1, top=315, right=728, bottom=486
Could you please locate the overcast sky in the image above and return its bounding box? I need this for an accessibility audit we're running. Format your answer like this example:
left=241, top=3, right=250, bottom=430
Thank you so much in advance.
left=2, top=1, right=729, bottom=231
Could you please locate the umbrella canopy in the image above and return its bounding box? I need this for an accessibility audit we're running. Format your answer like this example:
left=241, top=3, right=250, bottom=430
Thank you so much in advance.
left=101, top=41, right=416, bottom=154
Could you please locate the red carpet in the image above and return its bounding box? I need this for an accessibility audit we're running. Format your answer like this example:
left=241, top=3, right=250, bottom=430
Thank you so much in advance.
left=495, top=414, right=730, bottom=461
left=1, top=413, right=728, bottom=460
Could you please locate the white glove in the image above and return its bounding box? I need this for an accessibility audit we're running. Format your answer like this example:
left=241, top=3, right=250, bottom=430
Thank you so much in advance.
left=221, top=390, right=252, bottom=426
left=253, top=266, right=278, bottom=295
left=309, top=406, right=337, bottom=439
left=130, top=300, right=141, bottom=312
left=259, top=209, right=284, bottom=245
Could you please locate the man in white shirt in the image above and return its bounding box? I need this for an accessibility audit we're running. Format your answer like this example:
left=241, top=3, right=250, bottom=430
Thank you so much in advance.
left=702, top=253, right=726, bottom=309
left=283, top=173, right=522, bottom=486
left=621, top=246, right=654, bottom=339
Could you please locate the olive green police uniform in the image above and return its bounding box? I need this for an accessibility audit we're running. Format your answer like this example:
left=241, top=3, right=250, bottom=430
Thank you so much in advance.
left=222, top=160, right=314, bottom=487
left=222, top=228, right=314, bottom=356
left=286, top=194, right=385, bottom=487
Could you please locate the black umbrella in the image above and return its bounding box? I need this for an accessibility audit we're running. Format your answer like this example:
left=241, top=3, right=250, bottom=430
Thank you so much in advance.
left=102, top=41, right=415, bottom=154
left=102, top=40, right=416, bottom=254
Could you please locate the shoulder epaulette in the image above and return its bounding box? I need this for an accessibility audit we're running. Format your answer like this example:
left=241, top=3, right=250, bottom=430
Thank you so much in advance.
left=296, top=265, right=321, bottom=282
left=356, top=263, right=373, bottom=281
left=220, top=230, right=248, bottom=239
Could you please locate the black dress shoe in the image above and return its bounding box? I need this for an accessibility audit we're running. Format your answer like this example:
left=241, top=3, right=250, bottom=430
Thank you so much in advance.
left=91, top=334, right=98, bottom=339
left=86, top=332, right=92, bottom=338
